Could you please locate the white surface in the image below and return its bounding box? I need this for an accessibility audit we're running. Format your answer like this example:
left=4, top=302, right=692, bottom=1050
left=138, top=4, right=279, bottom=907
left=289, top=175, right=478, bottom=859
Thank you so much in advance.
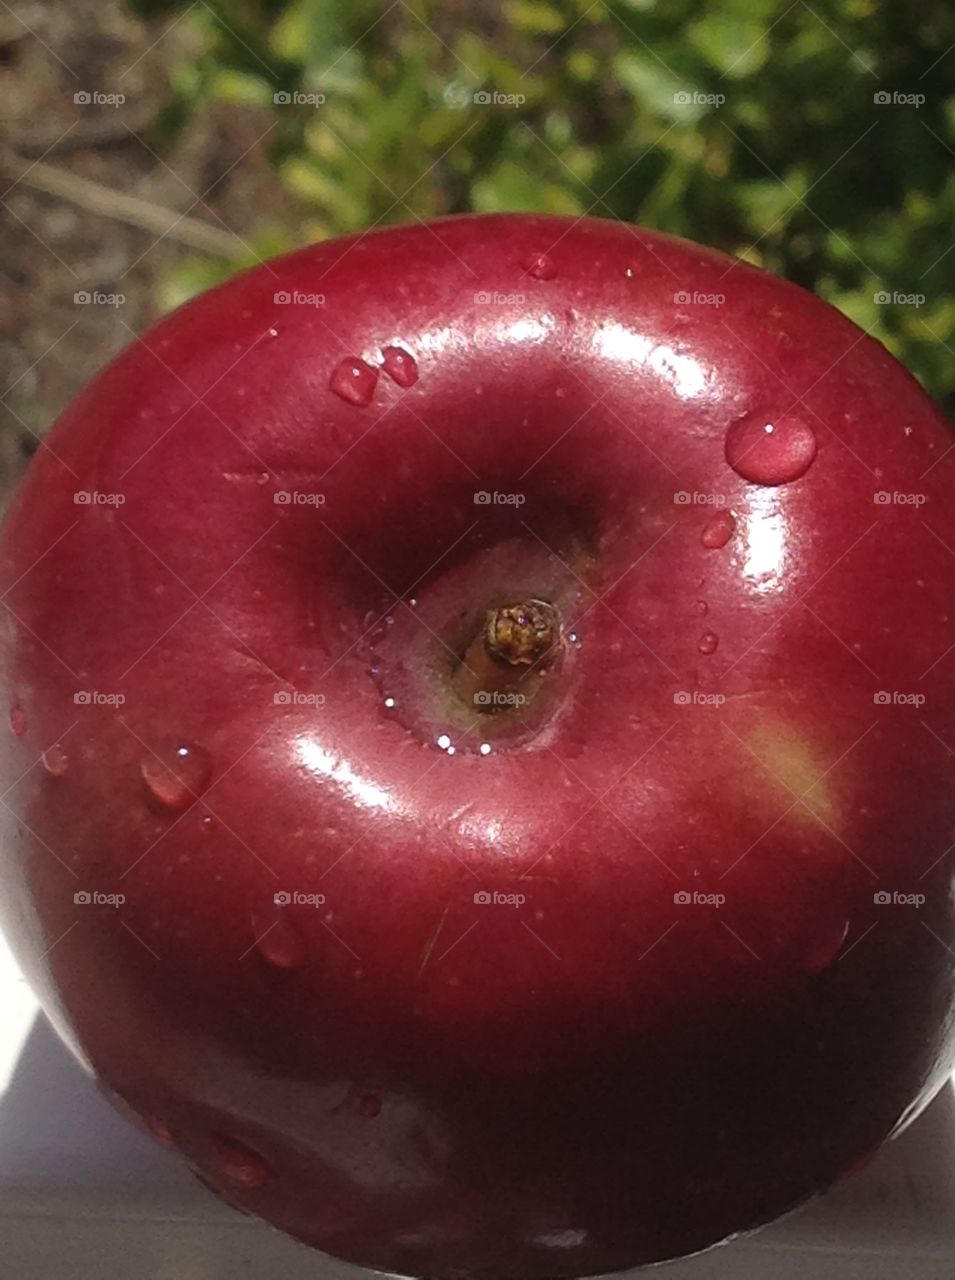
left=2, top=927, right=954, bottom=1279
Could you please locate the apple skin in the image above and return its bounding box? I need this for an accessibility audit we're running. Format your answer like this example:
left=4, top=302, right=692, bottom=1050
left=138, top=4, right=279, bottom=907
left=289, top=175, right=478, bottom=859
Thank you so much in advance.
left=1, top=212, right=955, bottom=1279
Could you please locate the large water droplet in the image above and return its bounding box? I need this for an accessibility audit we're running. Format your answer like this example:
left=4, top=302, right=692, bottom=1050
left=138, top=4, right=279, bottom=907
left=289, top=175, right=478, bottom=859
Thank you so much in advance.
left=697, top=632, right=719, bottom=655
left=251, top=905, right=306, bottom=970
left=522, top=252, right=557, bottom=281
left=700, top=511, right=736, bottom=549
left=725, top=413, right=817, bottom=486
left=329, top=357, right=378, bottom=407
left=141, top=742, right=211, bottom=811
left=42, top=743, right=69, bottom=776
left=213, top=1136, right=270, bottom=1189
left=381, top=346, right=419, bottom=388
left=9, top=706, right=26, bottom=738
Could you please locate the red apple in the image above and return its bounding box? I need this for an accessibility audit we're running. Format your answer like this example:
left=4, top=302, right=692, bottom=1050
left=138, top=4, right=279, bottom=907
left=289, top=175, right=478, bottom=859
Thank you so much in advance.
left=1, top=214, right=954, bottom=1278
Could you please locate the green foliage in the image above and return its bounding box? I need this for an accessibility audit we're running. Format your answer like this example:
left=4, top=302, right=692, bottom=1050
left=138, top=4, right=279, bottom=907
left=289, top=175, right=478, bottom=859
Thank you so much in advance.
left=132, top=0, right=955, bottom=403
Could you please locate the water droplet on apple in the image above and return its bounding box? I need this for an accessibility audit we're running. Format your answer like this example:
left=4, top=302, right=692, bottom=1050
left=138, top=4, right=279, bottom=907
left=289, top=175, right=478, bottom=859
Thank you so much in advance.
left=725, top=413, right=817, bottom=486
left=697, top=632, right=719, bottom=655
left=41, top=743, right=69, bottom=775
left=701, top=511, right=736, bottom=549
left=523, top=252, right=557, bottom=281
left=696, top=600, right=708, bottom=615
left=329, top=357, right=378, bottom=407
left=804, top=918, right=850, bottom=975
left=359, top=1093, right=381, bottom=1118
left=199, top=814, right=214, bottom=836
left=381, top=346, right=419, bottom=387
left=383, top=696, right=396, bottom=710
left=266, top=327, right=279, bottom=339
left=437, top=733, right=452, bottom=750
left=145, top=1115, right=174, bottom=1145
left=9, top=706, right=26, bottom=738
left=141, top=743, right=211, bottom=811
left=213, top=1136, right=270, bottom=1189
left=479, top=742, right=492, bottom=756
left=251, top=906, right=306, bottom=970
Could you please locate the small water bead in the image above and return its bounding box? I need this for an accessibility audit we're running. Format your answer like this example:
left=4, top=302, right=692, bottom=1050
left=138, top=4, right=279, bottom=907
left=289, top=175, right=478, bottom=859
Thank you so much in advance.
left=9, top=706, right=26, bottom=738
left=698, top=632, right=719, bottom=655
left=725, top=413, right=817, bottom=486
left=436, top=734, right=452, bottom=750
left=383, top=696, right=396, bottom=709
left=41, top=743, right=69, bottom=776
left=381, top=346, right=419, bottom=388
left=329, top=357, right=379, bottom=407
left=696, top=601, right=708, bottom=616
left=700, top=511, right=736, bottom=549
left=251, top=906, right=306, bottom=970
left=522, top=252, right=557, bottom=281
left=213, top=1136, right=270, bottom=1189
left=141, top=742, right=212, bottom=811
left=479, top=743, right=492, bottom=756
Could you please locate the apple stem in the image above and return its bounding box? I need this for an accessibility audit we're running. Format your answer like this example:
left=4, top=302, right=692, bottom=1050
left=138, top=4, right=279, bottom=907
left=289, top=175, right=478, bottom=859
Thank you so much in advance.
left=453, top=599, right=560, bottom=714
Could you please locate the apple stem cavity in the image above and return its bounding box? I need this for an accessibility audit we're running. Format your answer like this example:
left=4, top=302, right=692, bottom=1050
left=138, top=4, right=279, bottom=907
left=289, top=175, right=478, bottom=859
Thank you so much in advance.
left=454, top=598, right=561, bottom=715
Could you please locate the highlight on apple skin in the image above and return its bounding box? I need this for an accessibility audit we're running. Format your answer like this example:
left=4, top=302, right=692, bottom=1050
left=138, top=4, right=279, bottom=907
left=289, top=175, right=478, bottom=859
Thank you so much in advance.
left=1, top=213, right=954, bottom=1279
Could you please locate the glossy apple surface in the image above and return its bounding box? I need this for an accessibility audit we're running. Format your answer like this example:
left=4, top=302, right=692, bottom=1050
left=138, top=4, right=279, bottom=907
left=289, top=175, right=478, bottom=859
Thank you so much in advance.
left=1, top=214, right=954, bottom=1279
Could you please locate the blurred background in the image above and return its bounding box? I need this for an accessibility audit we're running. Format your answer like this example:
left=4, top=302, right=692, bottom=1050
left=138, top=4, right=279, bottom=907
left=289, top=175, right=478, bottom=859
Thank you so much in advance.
left=3, top=0, right=955, bottom=509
